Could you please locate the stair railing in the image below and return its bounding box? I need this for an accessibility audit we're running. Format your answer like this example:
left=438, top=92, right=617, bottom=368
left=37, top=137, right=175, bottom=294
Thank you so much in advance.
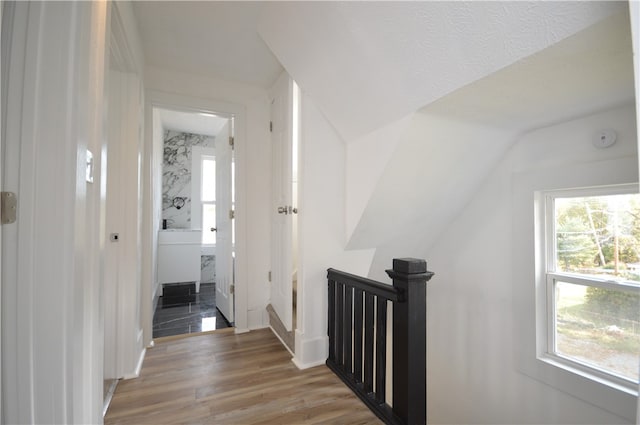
left=327, top=258, right=434, bottom=425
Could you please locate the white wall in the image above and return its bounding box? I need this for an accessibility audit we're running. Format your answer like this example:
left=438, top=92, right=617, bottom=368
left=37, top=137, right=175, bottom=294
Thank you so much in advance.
left=144, top=66, right=272, bottom=331
left=104, top=68, right=145, bottom=380
left=345, top=114, right=412, bottom=241
left=1, top=2, right=108, bottom=423
left=103, top=0, right=147, bottom=382
left=421, top=104, right=637, bottom=424
left=150, top=107, right=163, bottom=302
left=293, top=93, right=378, bottom=368
left=356, top=112, right=515, bottom=281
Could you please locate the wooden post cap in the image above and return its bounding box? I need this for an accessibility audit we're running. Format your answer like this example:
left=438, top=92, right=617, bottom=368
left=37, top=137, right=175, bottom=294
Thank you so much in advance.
left=392, top=258, right=427, bottom=274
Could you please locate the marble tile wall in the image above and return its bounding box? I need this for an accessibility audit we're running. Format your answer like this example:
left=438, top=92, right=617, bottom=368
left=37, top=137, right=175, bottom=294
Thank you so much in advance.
left=162, top=130, right=215, bottom=229
left=201, top=255, right=215, bottom=283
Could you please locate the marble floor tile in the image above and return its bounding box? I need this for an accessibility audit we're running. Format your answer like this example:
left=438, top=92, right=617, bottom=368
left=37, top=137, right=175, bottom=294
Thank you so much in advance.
left=153, top=282, right=231, bottom=339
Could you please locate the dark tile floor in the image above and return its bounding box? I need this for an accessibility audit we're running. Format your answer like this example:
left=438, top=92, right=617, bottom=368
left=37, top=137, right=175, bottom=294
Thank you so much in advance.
left=152, top=282, right=231, bottom=339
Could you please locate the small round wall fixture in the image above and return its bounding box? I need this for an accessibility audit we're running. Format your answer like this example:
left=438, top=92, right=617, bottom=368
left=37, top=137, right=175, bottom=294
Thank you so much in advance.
left=593, top=128, right=617, bottom=149
left=172, top=196, right=186, bottom=210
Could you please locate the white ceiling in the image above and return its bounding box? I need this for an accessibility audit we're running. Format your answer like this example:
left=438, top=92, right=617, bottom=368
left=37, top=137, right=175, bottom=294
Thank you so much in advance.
left=158, top=108, right=228, bottom=137
left=132, top=1, right=283, bottom=88
left=423, top=8, right=635, bottom=133
left=133, top=1, right=629, bottom=143
left=345, top=8, right=636, bottom=251
left=257, top=1, right=627, bottom=141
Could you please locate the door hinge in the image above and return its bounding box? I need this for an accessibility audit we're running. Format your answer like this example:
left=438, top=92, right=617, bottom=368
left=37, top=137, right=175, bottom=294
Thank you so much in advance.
left=268, top=271, right=272, bottom=282
left=229, top=209, right=235, bottom=220
left=1, top=192, right=17, bottom=224
left=230, top=284, right=235, bottom=295
left=229, top=136, right=234, bottom=149
left=270, top=121, right=273, bottom=132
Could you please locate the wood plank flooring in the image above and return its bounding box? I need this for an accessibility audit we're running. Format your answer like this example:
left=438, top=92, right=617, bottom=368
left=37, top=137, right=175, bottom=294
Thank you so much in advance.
left=105, top=328, right=381, bottom=424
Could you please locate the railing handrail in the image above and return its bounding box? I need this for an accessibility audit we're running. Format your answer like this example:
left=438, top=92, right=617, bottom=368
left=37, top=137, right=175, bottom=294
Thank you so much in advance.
left=327, top=268, right=400, bottom=302
left=327, top=258, right=434, bottom=425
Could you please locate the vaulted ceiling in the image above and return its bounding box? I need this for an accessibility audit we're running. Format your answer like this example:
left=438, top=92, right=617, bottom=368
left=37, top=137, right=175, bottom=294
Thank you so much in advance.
left=132, top=1, right=636, bottom=263
left=133, top=1, right=631, bottom=143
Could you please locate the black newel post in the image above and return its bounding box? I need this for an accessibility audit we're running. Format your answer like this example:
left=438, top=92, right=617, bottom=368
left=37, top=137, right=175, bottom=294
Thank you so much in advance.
left=386, top=258, right=434, bottom=425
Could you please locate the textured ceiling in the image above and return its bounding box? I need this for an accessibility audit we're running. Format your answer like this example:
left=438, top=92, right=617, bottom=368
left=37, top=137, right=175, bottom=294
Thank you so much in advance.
left=422, top=9, right=635, bottom=133
left=133, top=1, right=626, bottom=140
left=258, top=1, right=626, bottom=141
left=346, top=8, right=636, bottom=251
left=132, top=1, right=283, bottom=88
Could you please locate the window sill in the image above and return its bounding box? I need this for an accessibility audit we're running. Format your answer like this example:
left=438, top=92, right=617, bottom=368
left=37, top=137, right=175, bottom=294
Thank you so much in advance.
left=537, top=353, right=638, bottom=396
left=515, top=352, right=638, bottom=422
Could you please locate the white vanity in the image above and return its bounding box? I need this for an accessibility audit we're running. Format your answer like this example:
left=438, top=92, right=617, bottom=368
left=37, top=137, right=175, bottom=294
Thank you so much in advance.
left=157, top=229, right=201, bottom=293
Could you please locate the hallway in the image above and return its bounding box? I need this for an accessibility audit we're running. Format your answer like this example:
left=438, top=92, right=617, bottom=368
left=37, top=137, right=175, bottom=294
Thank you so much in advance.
left=104, top=328, right=381, bottom=424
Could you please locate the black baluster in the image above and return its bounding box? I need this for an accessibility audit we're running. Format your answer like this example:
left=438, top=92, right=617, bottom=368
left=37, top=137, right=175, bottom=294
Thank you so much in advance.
left=375, top=297, right=387, bottom=404
left=353, top=288, right=364, bottom=383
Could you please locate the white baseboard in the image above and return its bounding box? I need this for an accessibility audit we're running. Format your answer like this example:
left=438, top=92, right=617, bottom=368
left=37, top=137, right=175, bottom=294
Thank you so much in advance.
left=247, top=308, right=269, bottom=330
left=293, top=332, right=328, bottom=369
left=123, top=347, right=146, bottom=380
left=292, top=357, right=326, bottom=370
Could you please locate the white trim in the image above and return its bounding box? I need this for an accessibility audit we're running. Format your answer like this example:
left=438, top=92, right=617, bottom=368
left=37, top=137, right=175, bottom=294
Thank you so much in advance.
left=536, top=184, right=640, bottom=392
left=122, top=347, right=146, bottom=380
left=145, top=90, right=249, bottom=332
left=2, top=2, right=109, bottom=422
left=293, top=331, right=329, bottom=370
left=291, top=357, right=326, bottom=370
left=247, top=307, right=269, bottom=330
left=192, top=146, right=216, bottom=243
left=513, top=157, right=639, bottom=422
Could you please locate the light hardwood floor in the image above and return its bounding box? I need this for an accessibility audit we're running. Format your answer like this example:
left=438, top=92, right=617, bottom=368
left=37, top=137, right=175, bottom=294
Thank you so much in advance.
left=105, top=328, right=381, bottom=424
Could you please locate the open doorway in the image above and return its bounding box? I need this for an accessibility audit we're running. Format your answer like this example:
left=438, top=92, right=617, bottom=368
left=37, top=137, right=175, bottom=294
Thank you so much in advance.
left=152, top=108, right=236, bottom=339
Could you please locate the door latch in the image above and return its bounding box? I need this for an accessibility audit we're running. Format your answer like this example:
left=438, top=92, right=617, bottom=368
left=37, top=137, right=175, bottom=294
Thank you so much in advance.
left=1, top=192, right=17, bottom=224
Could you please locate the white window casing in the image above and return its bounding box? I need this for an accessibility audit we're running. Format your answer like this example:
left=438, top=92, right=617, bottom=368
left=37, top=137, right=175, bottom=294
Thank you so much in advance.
left=538, top=184, right=639, bottom=392
left=513, top=157, right=639, bottom=422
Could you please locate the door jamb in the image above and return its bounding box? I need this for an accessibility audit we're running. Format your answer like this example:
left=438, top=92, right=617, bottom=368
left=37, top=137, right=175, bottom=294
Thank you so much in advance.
left=145, top=90, right=249, bottom=337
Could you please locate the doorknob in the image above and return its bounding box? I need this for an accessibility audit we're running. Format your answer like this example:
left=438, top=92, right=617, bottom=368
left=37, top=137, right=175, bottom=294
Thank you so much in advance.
left=288, top=206, right=298, bottom=214
left=278, top=206, right=288, bottom=214
left=210, top=227, right=217, bottom=232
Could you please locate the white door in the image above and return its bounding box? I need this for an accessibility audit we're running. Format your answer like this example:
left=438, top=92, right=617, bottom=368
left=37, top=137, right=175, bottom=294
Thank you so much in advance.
left=270, top=73, right=294, bottom=331
left=215, top=121, right=234, bottom=323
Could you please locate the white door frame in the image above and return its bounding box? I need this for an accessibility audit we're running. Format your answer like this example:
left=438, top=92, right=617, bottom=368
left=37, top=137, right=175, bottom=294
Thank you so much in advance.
left=104, top=0, right=146, bottom=382
left=269, top=72, right=294, bottom=332
left=0, top=2, right=7, bottom=420
left=145, top=90, right=250, bottom=335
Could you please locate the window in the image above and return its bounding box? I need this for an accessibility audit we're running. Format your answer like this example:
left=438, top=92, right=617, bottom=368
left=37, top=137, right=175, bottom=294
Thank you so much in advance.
left=540, top=184, right=640, bottom=389
left=202, top=156, right=216, bottom=245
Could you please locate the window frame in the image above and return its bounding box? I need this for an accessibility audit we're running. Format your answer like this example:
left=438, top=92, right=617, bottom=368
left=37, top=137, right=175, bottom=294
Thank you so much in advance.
left=538, top=183, right=640, bottom=392
left=201, top=154, right=216, bottom=246
left=513, top=157, right=638, bottom=422
left=191, top=146, right=216, bottom=248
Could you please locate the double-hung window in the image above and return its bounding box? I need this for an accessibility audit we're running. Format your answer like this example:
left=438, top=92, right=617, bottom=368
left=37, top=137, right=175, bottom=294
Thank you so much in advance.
left=540, top=184, right=640, bottom=389
left=201, top=155, right=216, bottom=245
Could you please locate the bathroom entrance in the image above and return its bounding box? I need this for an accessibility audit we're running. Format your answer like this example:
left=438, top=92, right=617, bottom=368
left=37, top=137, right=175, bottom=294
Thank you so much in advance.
left=153, top=107, right=236, bottom=338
